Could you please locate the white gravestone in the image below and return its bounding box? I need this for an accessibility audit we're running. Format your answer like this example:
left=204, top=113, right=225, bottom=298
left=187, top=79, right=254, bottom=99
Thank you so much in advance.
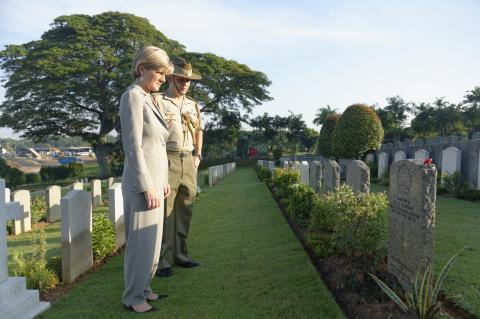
left=61, top=190, right=93, bottom=284
left=108, top=183, right=125, bottom=249
left=299, top=161, right=309, bottom=185
left=441, top=147, right=461, bottom=176
left=414, top=149, right=429, bottom=161
left=71, top=182, right=83, bottom=190
left=91, top=179, right=102, bottom=207
left=378, top=152, right=389, bottom=178
left=394, top=151, right=407, bottom=162
left=268, top=161, right=275, bottom=172
left=46, top=185, right=61, bottom=223
left=12, top=190, right=32, bottom=235
left=0, top=179, right=50, bottom=318
left=107, top=177, right=115, bottom=188
left=366, top=153, right=375, bottom=162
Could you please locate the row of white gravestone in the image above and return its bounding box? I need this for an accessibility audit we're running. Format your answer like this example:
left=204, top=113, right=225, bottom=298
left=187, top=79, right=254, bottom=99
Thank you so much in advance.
left=378, top=146, right=462, bottom=180
left=5, top=178, right=114, bottom=237
left=208, top=163, right=236, bottom=187
left=257, top=160, right=275, bottom=172
left=284, top=159, right=370, bottom=194
left=0, top=179, right=50, bottom=318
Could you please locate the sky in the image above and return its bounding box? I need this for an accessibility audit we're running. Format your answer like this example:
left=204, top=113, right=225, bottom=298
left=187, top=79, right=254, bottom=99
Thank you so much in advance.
left=0, top=0, right=479, bottom=139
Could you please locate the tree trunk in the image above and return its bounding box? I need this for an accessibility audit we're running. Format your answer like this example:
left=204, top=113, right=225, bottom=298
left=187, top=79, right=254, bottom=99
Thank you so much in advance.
left=92, top=144, right=113, bottom=178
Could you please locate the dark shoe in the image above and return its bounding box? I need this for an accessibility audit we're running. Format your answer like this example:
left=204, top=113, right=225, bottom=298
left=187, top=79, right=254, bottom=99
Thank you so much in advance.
left=176, top=260, right=199, bottom=268
left=123, top=302, right=156, bottom=313
left=156, top=267, right=172, bottom=277
left=146, top=292, right=169, bottom=301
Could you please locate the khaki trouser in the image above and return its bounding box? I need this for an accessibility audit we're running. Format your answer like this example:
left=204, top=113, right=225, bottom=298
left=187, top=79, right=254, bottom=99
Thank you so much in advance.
left=159, top=152, right=197, bottom=269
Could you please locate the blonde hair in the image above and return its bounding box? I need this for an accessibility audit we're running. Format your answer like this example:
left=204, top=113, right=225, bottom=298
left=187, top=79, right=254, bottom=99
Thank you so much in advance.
left=131, top=46, right=172, bottom=78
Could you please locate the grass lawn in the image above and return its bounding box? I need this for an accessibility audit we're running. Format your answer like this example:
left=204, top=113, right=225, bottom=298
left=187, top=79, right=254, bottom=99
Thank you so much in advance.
left=371, top=183, right=480, bottom=316
left=35, top=168, right=344, bottom=318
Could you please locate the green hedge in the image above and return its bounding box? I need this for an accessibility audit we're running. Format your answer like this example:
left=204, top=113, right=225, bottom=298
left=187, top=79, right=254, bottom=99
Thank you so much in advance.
left=39, top=163, right=84, bottom=182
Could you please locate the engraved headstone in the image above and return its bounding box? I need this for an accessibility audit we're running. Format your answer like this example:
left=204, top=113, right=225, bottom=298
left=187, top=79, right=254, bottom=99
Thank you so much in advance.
left=61, top=190, right=93, bottom=284
left=71, top=182, right=83, bottom=190
left=91, top=179, right=102, bottom=207
left=441, top=147, right=461, bottom=176
left=107, top=177, right=115, bottom=188
left=388, top=160, right=436, bottom=291
left=12, top=190, right=32, bottom=235
left=0, top=179, right=50, bottom=317
left=378, top=152, right=389, bottom=178
left=268, top=161, right=275, bottom=172
left=300, top=161, right=309, bottom=185
left=394, top=151, right=407, bottom=162
left=323, top=160, right=340, bottom=192
left=309, top=161, right=322, bottom=193
left=108, top=183, right=125, bottom=249
left=414, top=149, right=429, bottom=161
left=46, top=185, right=61, bottom=222
left=346, top=160, right=370, bottom=194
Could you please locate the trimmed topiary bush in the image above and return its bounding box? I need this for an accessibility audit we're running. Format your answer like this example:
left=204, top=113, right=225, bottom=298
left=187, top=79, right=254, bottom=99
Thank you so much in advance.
left=332, top=104, right=384, bottom=158
left=317, top=114, right=340, bottom=157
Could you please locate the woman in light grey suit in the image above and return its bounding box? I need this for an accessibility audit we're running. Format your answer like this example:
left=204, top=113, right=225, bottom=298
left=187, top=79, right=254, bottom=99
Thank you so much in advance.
left=120, top=46, right=172, bottom=313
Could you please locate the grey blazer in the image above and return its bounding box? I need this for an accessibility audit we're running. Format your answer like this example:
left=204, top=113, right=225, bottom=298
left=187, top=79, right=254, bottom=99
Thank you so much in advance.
left=120, top=83, right=169, bottom=194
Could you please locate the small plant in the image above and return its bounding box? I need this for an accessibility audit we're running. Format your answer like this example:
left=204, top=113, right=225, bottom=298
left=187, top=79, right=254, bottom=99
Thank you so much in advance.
left=31, top=196, right=47, bottom=224
left=284, top=183, right=315, bottom=224
left=442, top=171, right=468, bottom=197
left=92, top=214, right=116, bottom=261
left=271, top=169, right=300, bottom=199
left=369, top=246, right=467, bottom=319
left=255, top=165, right=272, bottom=182
left=306, top=185, right=388, bottom=258
left=11, top=226, right=59, bottom=293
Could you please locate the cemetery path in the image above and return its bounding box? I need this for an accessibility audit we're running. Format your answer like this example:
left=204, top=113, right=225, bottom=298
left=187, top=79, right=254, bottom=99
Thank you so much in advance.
left=38, top=167, right=345, bottom=319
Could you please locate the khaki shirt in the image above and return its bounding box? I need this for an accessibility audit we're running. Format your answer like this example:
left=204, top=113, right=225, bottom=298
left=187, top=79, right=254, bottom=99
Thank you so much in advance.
left=153, top=93, right=203, bottom=152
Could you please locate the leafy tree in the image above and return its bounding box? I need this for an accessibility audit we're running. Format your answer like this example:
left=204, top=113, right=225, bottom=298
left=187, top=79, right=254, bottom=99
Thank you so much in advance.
left=0, top=12, right=272, bottom=176
left=375, top=96, right=412, bottom=143
left=285, top=112, right=307, bottom=158
left=313, top=105, right=337, bottom=126
left=460, top=86, right=480, bottom=134
left=300, top=128, right=319, bottom=153
left=316, top=114, right=340, bottom=157
left=332, top=104, right=383, bottom=158
left=411, top=98, right=466, bottom=138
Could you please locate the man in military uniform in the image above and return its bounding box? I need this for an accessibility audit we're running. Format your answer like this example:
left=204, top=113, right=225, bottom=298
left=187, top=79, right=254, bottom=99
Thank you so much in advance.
left=154, top=57, right=203, bottom=277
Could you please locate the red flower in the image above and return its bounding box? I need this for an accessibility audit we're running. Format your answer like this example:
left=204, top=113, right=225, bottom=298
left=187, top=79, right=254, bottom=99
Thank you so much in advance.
left=424, top=158, right=433, bottom=165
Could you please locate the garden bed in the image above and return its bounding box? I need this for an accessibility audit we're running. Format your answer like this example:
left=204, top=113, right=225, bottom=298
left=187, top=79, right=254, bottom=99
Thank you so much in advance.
left=266, top=182, right=475, bottom=319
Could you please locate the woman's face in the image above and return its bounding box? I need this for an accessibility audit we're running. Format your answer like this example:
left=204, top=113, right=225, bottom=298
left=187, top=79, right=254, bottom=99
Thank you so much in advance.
left=139, top=66, right=167, bottom=93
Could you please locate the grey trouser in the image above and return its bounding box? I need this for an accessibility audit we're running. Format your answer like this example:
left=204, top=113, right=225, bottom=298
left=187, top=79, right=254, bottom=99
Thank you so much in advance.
left=122, top=191, right=163, bottom=306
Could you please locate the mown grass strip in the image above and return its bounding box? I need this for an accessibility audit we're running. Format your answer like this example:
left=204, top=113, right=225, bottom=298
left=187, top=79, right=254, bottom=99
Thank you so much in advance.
left=37, top=168, right=344, bottom=318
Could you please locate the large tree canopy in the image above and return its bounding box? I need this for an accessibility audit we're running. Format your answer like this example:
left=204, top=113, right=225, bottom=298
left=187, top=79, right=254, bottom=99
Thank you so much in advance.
left=0, top=12, right=272, bottom=176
